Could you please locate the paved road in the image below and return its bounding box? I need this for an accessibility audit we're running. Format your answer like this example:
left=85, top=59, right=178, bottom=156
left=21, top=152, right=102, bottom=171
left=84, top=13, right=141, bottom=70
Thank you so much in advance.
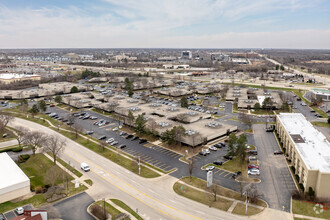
left=252, top=124, right=296, bottom=212
left=10, top=117, right=249, bottom=220
left=0, top=139, right=18, bottom=149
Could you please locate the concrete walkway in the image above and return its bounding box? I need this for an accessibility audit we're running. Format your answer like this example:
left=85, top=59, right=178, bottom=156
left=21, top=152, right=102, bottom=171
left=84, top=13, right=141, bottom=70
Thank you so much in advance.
left=107, top=199, right=137, bottom=220
left=0, top=139, right=18, bottom=149
left=293, top=214, right=328, bottom=220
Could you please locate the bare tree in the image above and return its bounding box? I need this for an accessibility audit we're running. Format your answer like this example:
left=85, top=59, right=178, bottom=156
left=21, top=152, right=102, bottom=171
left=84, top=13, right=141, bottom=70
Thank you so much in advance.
left=67, top=114, right=75, bottom=127
left=15, top=126, right=29, bottom=149
left=210, top=183, right=219, bottom=202
left=246, top=184, right=263, bottom=204
left=148, top=119, right=159, bottom=135
left=0, top=111, right=14, bottom=133
left=72, top=123, right=82, bottom=139
left=44, top=135, right=66, bottom=165
left=188, top=158, right=195, bottom=181
left=100, top=141, right=107, bottom=152
left=25, top=131, right=47, bottom=155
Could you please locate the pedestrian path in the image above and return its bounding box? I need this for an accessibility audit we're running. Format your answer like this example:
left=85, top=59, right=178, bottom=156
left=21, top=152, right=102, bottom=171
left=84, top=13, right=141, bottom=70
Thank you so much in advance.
left=0, top=139, right=18, bottom=149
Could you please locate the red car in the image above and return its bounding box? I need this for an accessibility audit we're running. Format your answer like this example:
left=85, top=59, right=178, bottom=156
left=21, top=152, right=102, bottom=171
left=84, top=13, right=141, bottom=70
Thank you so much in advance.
left=49, top=104, right=55, bottom=107
left=248, top=165, right=259, bottom=170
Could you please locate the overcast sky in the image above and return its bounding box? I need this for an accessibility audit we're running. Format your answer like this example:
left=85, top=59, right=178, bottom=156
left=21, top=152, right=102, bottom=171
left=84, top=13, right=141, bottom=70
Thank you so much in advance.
left=0, top=0, right=329, bottom=49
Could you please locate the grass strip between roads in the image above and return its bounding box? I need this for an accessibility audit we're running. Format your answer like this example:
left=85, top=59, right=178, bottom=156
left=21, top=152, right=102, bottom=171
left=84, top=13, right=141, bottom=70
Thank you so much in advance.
left=311, top=121, right=330, bottom=128
left=47, top=152, right=83, bottom=178
left=84, top=179, right=93, bottom=186
left=231, top=203, right=264, bottom=216
left=174, top=182, right=233, bottom=212
left=110, top=199, right=143, bottom=220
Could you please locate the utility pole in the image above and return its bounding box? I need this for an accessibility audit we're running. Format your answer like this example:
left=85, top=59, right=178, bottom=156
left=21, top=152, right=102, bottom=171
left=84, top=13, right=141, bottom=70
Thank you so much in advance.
left=138, top=156, right=141, bottom=175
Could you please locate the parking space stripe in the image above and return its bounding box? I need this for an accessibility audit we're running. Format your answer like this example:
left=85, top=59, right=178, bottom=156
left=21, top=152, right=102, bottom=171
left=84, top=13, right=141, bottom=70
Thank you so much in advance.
left=223, top=173, right=231, bottom=177
left=163, top=165, right=171, bottom=170
left=214, top=169, right=221, bottom=174
left=173, top=155, right=181, bottom=159
left=218, top=171, right=225, bottom=176
left=154, top=161, right=162, bottom=166
left=158, top=164, right=167, bottom=169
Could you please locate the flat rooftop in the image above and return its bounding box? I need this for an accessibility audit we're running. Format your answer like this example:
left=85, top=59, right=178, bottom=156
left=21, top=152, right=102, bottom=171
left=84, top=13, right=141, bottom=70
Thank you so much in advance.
left=0, top=73, right=40, bottom=79
left=0, top=152, right=30, bottom=192
left=277, top=113, right=330, bottom=173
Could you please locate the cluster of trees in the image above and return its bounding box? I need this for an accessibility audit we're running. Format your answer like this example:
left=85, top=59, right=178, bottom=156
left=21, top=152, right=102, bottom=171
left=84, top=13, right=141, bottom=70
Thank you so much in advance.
left=29, top=100, right=48, bottom=116
left=124, top=78, right=134, bottom=97
left=275, top=64, right=285, bottom=71
left=226, top=133, right=247, bottom=166
left=81, top=69, right=101, bottom=79
left=15, top=126, right=66, bottom=165
left=180, top=96, right=189, bottom=108
left=0, top=111, right=14, bottom=133
left=161, top=125, right=186, bottom=146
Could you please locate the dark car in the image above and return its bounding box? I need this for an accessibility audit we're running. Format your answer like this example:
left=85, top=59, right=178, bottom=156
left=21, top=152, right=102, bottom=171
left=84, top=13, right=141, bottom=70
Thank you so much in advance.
left=232, top=171, right=242, bottom=179
left=213, top=160, right=223, bottom=165
left=248, top=150, right=258, bottom=155
left=224, top=155, right=233, bottom=160
left=219, top=142, right=226, bottom=147
left=274, top=150, right=283, bottom=155
left=213, top=143, right=221, bottom=148
left=118, top=144, right=126, bottom=149
left=139, top=139, right=147, bottom=144
left=199, top=151, right=207, bottom=156
left=98, top=135, right=106, bottom=140
left=66, top=121, right=74, bottom=125
left=131, top=136, right=139, bottom=141
left=248, top=165, right=259, bottom=169
left=126, top=134, right=134, bottom=139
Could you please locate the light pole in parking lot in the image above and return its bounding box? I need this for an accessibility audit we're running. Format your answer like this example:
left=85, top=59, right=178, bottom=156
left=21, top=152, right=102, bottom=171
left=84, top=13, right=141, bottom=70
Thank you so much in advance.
left=138, top=156, right=141, bottom=175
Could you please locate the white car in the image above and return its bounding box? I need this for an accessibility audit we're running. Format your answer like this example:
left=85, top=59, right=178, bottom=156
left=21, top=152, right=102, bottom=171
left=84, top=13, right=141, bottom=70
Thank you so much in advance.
left=15, top=207, right=24, bottom=215
left=203, top=149, right=210, bottom=154
left=205, top=166, right=215, bottom=171
left=111, top=141, right=118, bottom=145
left=106, top=138, right=114, bottom=144
left=209, top=146, right=217, bottom=151
left=248, top=168, right=260, bottom=176
left=112, top=127, right=118, bottom=132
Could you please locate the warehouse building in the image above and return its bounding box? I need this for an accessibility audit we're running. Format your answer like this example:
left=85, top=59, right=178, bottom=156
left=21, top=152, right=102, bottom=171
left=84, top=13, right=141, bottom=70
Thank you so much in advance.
left=276, top=113, right=330, bottom=199
left=0, top=153, right=30, bottom=203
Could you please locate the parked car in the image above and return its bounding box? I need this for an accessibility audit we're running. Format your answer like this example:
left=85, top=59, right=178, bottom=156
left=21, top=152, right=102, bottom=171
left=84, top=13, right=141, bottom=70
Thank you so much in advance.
left=209, top=146, right=217, bottom=151
left=90, top=116, right=98, bottom=120
left=66, top=121, right=74, bottom=125
left=213, top=143, right=221, bottom=148
left=98, top=135, right=106, bottom=140
left=15, top=207, right=24, bottom=215
left=224, top=155, right=233, bottom=160
left=248, top=169, right=260, bottom=176
left=131, top=136, right=139, bottom=141
left=81, top=162, right=90, bottom=172
left=213, top=160, right=223, bottom=166
left=139, top=139, right=147, bottom=144
left=203, top=149, right=210, bottom=154
left=248, top=150, right=258, bottom=155
left=49, top=104, right=55, bottom=107
left=111, top=141, right=119, bottom=145
left=274, top=150, right=283, bottom=155
left=232, top=171, right=242, bottom=179
left=119, top=131, right=127, bottom=136
left=0, top=213, right=5, bottom=220
left=205, top=166, right=215, bottom=171
left=112, top=127, right=118, bottom=132
left=199, top=151, right=207, bottom=156
left=248, top=165, right=259, bottom=169
left=118, top=144, right=126, bottom=149
left=106, top=138, right=115, bottom=144
left=126, top=134, right=134, bottom=139
left=85, top=131, right=94, bottom=135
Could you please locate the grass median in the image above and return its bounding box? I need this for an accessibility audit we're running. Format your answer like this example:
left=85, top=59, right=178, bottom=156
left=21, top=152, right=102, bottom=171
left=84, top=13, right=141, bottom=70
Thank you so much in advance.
left=173, top=182, right=233, bottom=211
left=47, top=152, right=83, bottom=178
left=110, top=199, right=143, bottom=220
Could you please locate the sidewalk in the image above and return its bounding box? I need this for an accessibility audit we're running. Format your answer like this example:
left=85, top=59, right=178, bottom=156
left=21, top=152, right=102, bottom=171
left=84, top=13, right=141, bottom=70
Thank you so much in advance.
left=0, top=139, right=18, bottom=149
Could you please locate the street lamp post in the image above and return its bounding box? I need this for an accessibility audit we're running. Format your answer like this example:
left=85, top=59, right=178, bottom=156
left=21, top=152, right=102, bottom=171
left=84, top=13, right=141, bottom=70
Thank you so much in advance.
left=138, top=156, right=141, bottom=175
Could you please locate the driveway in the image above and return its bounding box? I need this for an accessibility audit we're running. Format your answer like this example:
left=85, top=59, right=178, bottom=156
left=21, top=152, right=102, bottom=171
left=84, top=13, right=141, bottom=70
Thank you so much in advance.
left=252, top=124, right=296, bottom=212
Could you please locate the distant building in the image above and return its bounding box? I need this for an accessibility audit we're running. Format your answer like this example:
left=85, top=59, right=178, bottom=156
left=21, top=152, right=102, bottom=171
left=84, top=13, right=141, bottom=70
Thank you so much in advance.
left=0, top=73, right=40, bottom=84
left=0, top=153, right=30, bottom=203
left=276, top=113, right=330, bottom=199
left=311, top=88, right=330, bottom=101
left=181, top=51, right=192, bottom=60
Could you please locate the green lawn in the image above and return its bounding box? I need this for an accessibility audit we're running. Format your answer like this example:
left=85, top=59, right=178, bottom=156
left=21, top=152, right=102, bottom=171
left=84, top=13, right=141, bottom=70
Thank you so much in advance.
left=174, top=182, right=233, bottom=211
left=220, top=157, right=244, bottom=173
left=292, top=199, right=330, bottom=219
left=110, top=199, right=143, bottom=220
left=84, top=179, right=93, bottom=186
left=19, top=154, right=73, bottom=188
left=312, top=121, right=330, bottom=128
left=0, top=195, right=46, bottom=213
left=231, top=203, right=263, bottom=216
left=95, top=201, right=122, bottom=220
left=47, top=153, right=83, bottom=178
left=0, top=128, right=15, bottom=142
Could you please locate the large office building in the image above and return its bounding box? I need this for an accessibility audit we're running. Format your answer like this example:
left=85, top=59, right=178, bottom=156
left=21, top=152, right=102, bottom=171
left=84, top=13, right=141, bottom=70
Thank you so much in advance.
left=0, top=153, right=30, bottom=203
left=276, top=113, right=330, bottom=199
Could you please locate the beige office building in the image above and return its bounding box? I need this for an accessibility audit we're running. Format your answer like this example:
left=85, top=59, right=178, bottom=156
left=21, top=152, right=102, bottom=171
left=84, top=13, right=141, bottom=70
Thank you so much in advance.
left=0, top=153, right=30, bottom=203
left=276, top=113, right=330, bottom=199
